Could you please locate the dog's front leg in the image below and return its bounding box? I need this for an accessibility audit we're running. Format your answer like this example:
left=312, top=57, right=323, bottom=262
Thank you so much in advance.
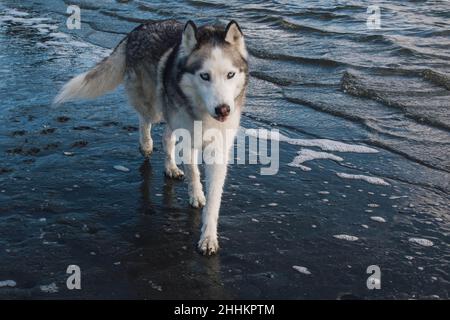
left=184, top=148, right=206, bottom=208
left=198, top=159, right=228, bottom=255
left=197, top=127, right=237, bottom=255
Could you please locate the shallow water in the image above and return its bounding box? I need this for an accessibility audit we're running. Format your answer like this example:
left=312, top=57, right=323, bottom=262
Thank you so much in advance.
left=0, top=0, right=449, bottom=299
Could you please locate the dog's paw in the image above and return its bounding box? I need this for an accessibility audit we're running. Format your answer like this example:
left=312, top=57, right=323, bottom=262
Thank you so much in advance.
left=189, top=190, right=206, bottom=208
left=164, top=166, right=184, bottom=179
left=139, top=142, right=153, bottom=158
left=198, top=234, right=219, bottom=255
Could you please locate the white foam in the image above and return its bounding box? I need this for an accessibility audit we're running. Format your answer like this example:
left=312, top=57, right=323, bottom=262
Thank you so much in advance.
left=288, top=149, right=343, bottom=171
left=370, top=216, right=386, bottom=223
left=336, top=172, right=390, bottom=186
left=0, top=280, right=16, bottom=287
left=243, top=128, right=378, bottom=153
left=241, top=127, right=379, bottom=174
left=0, top=15, right=50, bottom=25
left=0, top=6, right=109, bottom=59
left=34, top=23, right=57, bottom=29
left=49, top=32, right=70, bottom=39
left=5, top=8, right=29, bottom=16
left=292, top=266, right=311, bottom=275
left=389, top=195, right=407, bottom=200
left=333, top=234, right=359, bottom=241
left=40, top=282, right=58, bottom=293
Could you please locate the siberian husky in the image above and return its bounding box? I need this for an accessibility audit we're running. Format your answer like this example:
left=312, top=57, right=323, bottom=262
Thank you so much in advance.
left=54, top=20, right=249, bottom=255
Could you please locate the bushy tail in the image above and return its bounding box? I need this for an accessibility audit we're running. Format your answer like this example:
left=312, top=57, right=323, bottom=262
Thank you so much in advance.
left=53, top=39, right=127, bottom=104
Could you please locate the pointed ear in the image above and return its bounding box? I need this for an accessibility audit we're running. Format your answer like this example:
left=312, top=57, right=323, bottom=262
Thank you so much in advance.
left=225, top=20, right=247, bottom=59
left=181, top=20, right=198, bottom=55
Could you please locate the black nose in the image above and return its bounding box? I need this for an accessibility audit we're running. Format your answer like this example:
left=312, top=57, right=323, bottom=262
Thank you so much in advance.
left=215, top=104, right=230, bottom=117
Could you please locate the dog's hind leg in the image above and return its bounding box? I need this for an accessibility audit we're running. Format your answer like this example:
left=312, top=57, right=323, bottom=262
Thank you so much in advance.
left=163, top=127, right=184, bottom=179
left=139, top=115, right=153, bottom=158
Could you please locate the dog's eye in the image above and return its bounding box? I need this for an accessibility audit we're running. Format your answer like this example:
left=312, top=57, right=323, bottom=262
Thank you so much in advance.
left=227, top=72, right=235, bottom=79
left=200, top=73, right=210, bottom=81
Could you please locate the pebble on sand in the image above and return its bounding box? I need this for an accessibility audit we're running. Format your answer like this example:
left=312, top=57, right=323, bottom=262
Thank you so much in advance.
left=333, top=234, right=359, bottom=241
left=114, top=165, right=130, bottom=172
left=370, top=216, right=386, bottom=223
left=292, top=265, right=311, bottom=275
left=409, top=238, right=434, bottom=247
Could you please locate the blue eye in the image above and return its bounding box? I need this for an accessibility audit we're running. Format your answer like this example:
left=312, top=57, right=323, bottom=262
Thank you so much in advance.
left=227, top=71, right=235, bottom=79
left=200, top=73, right=210, bottom=81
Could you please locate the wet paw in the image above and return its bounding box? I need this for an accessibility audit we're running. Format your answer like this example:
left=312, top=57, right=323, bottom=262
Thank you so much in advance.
left=164, top=166, right=184, bottom=179
left=189, top=191, right=206, bottom=208
left=139, top=143, right=153, bottom=158
left=198, top=234, right=219, bottom=255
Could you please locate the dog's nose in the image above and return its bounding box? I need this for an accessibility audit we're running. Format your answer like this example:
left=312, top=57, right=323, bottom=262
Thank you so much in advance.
left=215, top=104, right=230, bottom=117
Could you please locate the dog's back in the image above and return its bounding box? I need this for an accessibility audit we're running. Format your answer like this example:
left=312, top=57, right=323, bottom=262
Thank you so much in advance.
left=126, top=20, right=183, bottom=69
left=124, top=20, right=185, bottom=123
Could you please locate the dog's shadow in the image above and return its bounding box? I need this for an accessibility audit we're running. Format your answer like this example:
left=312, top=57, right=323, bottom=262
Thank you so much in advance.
left=138, top=159, right=200, bottom=219
left=138, top=158, right=204, bottom=247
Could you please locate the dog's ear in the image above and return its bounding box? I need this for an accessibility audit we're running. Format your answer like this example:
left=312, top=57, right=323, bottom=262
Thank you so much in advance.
left=224, top=20, right=247, bottom=59
left=181, top=20, right=198, bottom=55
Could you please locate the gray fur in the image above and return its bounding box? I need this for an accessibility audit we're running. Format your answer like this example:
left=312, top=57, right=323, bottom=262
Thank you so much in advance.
left=124, top=19, right=248, bottom=126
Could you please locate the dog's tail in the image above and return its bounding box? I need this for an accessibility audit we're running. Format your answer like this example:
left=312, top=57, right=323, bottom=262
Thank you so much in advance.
left=53, top=39, right=127, bottom=104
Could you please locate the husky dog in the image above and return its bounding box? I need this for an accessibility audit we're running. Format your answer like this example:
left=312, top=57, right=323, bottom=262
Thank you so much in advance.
left=54, top=20, right=249, bottom=255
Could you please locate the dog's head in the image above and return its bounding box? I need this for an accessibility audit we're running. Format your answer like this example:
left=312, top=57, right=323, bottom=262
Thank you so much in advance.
left=178, top=20, right=248, bottom=122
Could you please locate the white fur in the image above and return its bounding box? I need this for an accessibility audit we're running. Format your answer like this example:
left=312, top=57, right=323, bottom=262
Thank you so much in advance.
left=179, top=47, right=246, bottom=119
left=158, top=44, right=246, bottom=254
left=53, top=40, right=126, bottom=104
left=197, top=124, right=238, bottom=254
left=163, top=127, right=185, bottom=179
left=139, top=116, right=153, bottom=157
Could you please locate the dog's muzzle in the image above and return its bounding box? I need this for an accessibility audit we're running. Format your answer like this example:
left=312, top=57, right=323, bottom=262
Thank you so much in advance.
left=214, top=104, right=230, bottom=122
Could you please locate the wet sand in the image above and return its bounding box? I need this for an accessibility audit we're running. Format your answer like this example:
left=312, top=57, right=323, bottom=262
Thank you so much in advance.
left=0, top=108, right=448, bottom=299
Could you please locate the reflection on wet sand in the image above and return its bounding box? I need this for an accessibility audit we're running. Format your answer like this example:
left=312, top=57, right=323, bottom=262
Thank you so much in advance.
left=133, top=159, right=229, bottom=299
